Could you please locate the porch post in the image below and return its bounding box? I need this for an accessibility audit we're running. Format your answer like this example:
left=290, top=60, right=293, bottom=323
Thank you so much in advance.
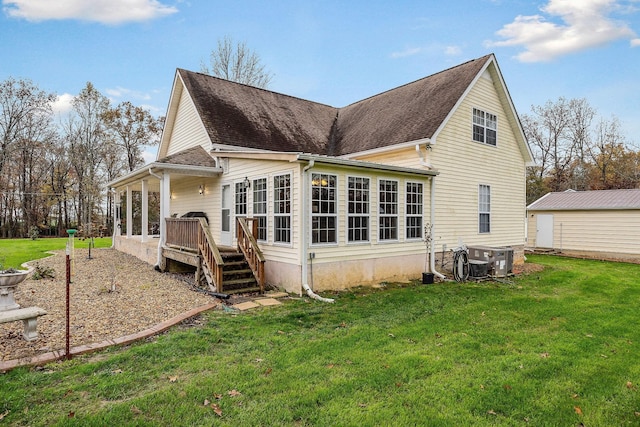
left=159, top=172, right=171, bottom=248
left=114, top=191, right=121, bottom=237
left=126, top=185, right=133, bottom=238
left=141, top=179, right=149, bottom=242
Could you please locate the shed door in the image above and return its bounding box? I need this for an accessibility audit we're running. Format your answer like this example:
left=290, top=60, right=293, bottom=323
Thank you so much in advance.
left=536, top=214, right=554, bottom=248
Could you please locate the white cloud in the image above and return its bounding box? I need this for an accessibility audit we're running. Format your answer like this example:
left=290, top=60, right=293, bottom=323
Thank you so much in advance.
left=51, top=93, right=74, bottom=115
left=105, top=86, right=152, bottom=101
left=390, top=47, right=422, bottom=59
left=488, top=0, right=638, bottom=62
left=444, top=45, right=462, bottom=56
left=2, top=0, right=178, bottom=24
left=632, top=38, right=640, bottom=46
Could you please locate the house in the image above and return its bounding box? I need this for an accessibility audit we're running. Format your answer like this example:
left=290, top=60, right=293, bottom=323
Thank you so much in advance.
left=527, top=189, right=640, bottom=261
left=108, top=53, right=534, bottom=295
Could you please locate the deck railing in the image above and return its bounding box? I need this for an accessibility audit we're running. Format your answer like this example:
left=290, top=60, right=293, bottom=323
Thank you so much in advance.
left=236, top=217, right=266, bottom=292
left=197, top=218, right=224, bottom=292
left=165, top=218, right=199, bottom=251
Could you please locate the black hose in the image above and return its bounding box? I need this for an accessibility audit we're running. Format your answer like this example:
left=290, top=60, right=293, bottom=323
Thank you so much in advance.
left=453, top=250, right=469, bottom=282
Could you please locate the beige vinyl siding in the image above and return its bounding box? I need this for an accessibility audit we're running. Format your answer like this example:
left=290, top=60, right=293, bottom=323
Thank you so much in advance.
left=166, top=88, right=210, bottom=156
left=168, top=175, right=216, bottom=224
left=303, top=164, right=432, bottom=266
left=527, top=210, right=640, bottom=255
left=354, top=72, right=526, bottom=253
left=224, top=158, right=301, bottom=265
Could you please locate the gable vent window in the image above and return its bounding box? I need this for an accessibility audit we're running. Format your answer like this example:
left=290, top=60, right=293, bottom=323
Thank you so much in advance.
left=473, top=108, right=497, bottom=146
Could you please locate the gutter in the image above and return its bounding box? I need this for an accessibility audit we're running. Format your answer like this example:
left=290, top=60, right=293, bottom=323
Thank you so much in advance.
left=301, top=160, right=334, bottom=303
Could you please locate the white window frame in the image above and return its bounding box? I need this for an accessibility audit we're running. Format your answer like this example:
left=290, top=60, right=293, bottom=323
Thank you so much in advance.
left=405, top=181, right=423, bottom=240
left=252, top=177, right=267, bottom=242
left=479, top=184, right=491, bottom=234
left=311, top=173, right=338, bottom=245
left=273, top=173, right=292, bottom=245
left=473, top=108, right=497, bottom=146
left=378, top=179, right=399, bottom=241
left=347, top=175, right=370, bottom=243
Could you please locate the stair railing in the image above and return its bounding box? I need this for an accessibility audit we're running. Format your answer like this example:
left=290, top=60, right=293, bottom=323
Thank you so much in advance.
left=197, top=218, right=225, bottom=292
left=236, top=217, right=265, bottom=293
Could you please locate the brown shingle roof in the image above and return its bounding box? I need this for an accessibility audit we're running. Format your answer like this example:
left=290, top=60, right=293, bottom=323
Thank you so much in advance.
left=177, top=54, right=493, bottom=157
left=528, top=189, right=640, bottom=211
left=156, top=145, right=217, bottom=167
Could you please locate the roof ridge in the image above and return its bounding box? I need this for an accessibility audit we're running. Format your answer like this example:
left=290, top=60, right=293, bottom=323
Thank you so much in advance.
left=177, top=68, right=336, bottom=109
left=340, top=54, right=493, bottom=108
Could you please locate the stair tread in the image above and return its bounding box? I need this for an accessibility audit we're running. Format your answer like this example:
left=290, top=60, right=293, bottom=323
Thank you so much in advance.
left=223, top=277, right=257, bottom=286
left=223, top=269, right=253, bottom=276
left=225, top=286, right=261, bottom=295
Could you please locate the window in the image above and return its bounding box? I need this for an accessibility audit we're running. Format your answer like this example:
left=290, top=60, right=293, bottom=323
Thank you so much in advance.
left=235, top=182, right=247, bottom=216
left=379, top=179, right=398, bottom=241
left=479, top=184, right=491, bottom=233
left=406, top=182, right=423, bottom=239
left=274, top=174, right=291, bottom=243
left=348, top=176, right=369, bottom=242
left=253, top=178, right=267, bottom=241
left=311, top=173, right=337, bottom=244
left=473, top=108, right=497, bottom=146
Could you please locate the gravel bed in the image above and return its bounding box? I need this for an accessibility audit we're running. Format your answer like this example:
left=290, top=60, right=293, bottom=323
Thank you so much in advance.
left=1, top=248, right=214, bottom=362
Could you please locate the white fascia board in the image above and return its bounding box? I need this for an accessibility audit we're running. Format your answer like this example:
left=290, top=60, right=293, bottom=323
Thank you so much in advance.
left=107, top=162, right=223, bottom=189
left=296, top=154, right=438, bottom=177
left=339, top=137, right=432, bottom=160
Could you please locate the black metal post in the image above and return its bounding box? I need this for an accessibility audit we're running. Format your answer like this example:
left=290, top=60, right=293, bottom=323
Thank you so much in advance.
left=65, top=252, right=71, bottom=360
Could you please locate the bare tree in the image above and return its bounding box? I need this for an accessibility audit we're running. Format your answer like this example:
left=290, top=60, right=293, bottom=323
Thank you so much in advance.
left=67, top=82, right=110, bottom=234
left=201, top=36, right=273, bottom=88
left=102, top=101, right=163, bottom=172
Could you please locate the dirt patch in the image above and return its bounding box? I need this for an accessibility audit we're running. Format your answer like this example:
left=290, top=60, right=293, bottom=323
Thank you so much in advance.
left=512, top=262, right=545, bottom=275
left=0, top=248, right=215, bottom=362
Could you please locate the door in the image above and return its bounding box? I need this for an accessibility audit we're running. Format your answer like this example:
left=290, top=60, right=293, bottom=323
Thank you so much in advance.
left=536, top=214, right=554, bottom=248
left=220, top=184, right=232, bottom=246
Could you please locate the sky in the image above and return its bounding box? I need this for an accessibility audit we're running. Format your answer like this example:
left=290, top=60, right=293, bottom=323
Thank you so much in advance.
left=1, top=0, right=639, bottom=163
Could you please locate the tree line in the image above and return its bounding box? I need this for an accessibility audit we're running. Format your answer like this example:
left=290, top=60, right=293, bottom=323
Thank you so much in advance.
left=1, top=71, right=637, bottom=238
left=0, top=77, right=162, bottom=238
left=522, top=97, right=639, bottom=205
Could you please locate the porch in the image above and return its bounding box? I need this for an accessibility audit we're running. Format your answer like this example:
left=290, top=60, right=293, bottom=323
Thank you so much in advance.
left=115, top=217, right=265, bottom=295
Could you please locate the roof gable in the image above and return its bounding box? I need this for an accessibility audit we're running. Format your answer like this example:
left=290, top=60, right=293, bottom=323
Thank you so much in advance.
left=528, top=189, right=640, bottom=211
left=159, top=54, right=531, bottom=162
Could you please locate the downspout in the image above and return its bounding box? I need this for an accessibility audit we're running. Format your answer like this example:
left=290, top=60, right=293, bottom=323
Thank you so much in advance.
left=429, top=175, right=446, bottom=279
left=149, top=168, right=164, bottom=267
left=301, top=159, right=334, bottom=303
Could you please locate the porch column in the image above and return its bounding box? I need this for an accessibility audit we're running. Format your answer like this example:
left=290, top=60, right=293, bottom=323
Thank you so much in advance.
left=159, top=172, right=171, bottom=247
left=141, top=179, right=149, bottom=242
left=114, top=190, right=121, bottom=237
left=126, top=185, right=133, bottom=238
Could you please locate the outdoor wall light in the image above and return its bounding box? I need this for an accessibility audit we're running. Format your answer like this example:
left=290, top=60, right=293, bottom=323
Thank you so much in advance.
left=199, top=184, right=204, bottom=195
left=243, top=177, right=251, bottom=189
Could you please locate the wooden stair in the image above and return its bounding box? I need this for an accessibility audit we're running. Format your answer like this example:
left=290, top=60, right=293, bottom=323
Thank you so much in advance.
left=198, top=249, right=260, bottom=294
left=219, top=250, right=260, bottom=294
left=165, top=217, right=264, bottom=295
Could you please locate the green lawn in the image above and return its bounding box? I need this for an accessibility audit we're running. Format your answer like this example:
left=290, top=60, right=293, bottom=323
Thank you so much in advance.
left=0, top=237, right=112, bottom=269
left=2, top=254, right=640, bottom=425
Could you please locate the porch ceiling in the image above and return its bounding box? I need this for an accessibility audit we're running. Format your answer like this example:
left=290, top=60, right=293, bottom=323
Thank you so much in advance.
left=108, top=162, right=223, bottom=191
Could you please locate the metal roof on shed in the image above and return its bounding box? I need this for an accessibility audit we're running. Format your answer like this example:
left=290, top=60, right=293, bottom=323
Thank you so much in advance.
left=527, top=189, right=640, bottom=211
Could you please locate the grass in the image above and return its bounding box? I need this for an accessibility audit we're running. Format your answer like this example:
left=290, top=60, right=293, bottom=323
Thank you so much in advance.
left=0, top=237, right=112, bottom=269
left=2, top=254, right=640, bottom=425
